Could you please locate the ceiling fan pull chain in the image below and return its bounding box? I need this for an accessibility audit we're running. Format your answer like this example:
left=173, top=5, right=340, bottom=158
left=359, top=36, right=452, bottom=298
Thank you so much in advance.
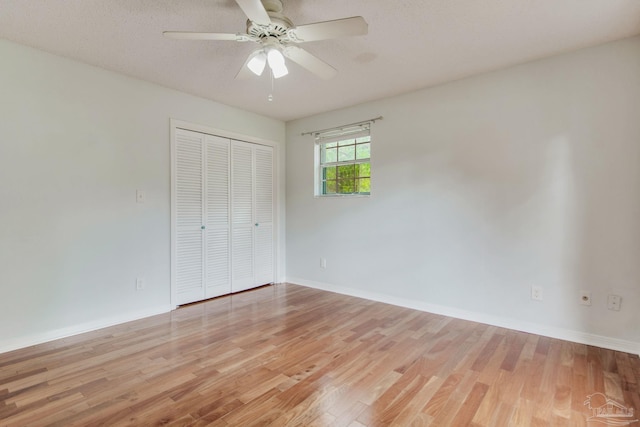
left=268, top=70, right=274, bottom=101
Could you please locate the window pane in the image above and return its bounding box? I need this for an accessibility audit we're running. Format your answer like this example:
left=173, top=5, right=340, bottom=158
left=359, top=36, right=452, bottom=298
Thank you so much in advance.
left=325, top=142, right=338, bottom=148
left=324, top=180, right=336, bottom=194
left=337, top=178, right=356, bottom=194
left=356, top=136, right=371, bottom=143
left=323, top=166, right=336, bottom=180
left=358, top=162, right=370, bottom=177
left=356, top=143, right=370, bottom=160
left=338, top=138, right=355, bottom=146
left=338, top=145, right=355, bottom=162
left=337, top=164, right=356, bottom=179
left=323, top=147, right=337, bottom=163
left=357, top=178, right=371, bottom=193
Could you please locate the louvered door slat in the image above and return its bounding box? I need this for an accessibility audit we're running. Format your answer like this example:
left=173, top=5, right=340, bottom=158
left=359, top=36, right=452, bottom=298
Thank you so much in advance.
left=231, top=141, right=254, bottom=292
left=175, top=129, right=205, bottom=305
left=254, top=223, right=273, bottom=286
left=232, top=143, right=253, bottom=225
left=254, top=145, right=274, bottom=285
left=255, top=147, right=273, bottom=225
left=205, top=135, right=231, bottom=298
left=232, top=227, right=253, bottom=292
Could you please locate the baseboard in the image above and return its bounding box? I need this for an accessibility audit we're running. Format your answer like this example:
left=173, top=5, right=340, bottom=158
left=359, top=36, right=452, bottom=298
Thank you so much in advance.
left=287, top=277, right=640, bottom=356
left=0, top=305, right=174, bottom=355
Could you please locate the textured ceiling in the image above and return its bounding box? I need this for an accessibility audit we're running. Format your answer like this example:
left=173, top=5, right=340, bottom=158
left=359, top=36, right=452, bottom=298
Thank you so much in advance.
left=1, top=0, right=640, bottom=121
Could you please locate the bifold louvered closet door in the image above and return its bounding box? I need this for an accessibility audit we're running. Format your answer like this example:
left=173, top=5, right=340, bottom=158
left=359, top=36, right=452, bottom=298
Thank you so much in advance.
left=173, top=128, right=274, bottom=306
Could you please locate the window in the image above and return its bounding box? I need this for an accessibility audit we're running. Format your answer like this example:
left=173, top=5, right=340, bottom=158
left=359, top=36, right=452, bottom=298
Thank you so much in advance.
left=316, top=124, right=371, bottom=196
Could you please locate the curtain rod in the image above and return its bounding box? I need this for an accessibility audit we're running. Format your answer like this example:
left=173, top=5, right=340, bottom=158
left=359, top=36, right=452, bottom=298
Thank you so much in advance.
left=301, top=116, right=383, bottom=136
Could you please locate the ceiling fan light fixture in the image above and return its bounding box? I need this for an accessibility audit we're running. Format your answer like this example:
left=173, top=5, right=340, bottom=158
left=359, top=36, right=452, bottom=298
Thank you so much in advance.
left=267, top=48, right=288, bottom=78
left=271, top=62, right=288, bottom=79
left=247, top=50, right=267, bottom=76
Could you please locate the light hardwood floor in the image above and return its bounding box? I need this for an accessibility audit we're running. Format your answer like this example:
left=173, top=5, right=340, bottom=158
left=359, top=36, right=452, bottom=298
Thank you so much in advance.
left=1, top=284, right=638, bottom=426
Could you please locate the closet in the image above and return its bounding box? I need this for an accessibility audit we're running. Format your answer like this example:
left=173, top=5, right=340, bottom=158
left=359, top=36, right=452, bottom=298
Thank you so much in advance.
left=172, top=128, right=274, bottom=306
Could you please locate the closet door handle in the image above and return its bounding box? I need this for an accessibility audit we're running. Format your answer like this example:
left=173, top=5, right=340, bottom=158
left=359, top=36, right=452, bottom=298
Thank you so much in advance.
left=201, top=225, right=206, bottom=230
left=255, top=223, right=259, bottom=227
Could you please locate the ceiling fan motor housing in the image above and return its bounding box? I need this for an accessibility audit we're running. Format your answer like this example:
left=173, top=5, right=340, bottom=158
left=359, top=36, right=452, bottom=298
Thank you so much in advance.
left=247, top=15, right=293, bottom=41
left=246, top=0, right=293, bottom=41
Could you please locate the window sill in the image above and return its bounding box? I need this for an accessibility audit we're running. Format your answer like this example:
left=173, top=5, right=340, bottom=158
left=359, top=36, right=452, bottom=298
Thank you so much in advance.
left=314, top=193, right=371, bottom=198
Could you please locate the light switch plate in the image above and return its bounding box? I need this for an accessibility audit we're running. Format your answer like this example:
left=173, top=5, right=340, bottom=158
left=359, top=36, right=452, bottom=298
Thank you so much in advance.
left=607, top=294, right=621, bottom=311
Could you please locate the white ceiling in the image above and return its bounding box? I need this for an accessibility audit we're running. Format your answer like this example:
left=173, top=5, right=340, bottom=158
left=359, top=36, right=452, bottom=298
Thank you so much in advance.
left=2, top=0, right=640, bottom=121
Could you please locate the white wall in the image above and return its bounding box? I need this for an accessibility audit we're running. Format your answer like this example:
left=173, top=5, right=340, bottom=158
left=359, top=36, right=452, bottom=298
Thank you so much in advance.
left=0, top=40, right=285, bottom=352
left=286, top=36, right=640, bottom=353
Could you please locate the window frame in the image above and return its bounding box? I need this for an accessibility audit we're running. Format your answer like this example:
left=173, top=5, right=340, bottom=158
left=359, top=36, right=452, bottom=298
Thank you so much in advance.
left=314, top=127, right=371, bottom=197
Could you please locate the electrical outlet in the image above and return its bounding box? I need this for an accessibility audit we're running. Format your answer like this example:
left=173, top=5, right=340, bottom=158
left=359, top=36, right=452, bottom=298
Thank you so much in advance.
left=320, top=258, right=327, bottom=269
left=531, top=285, right=543, bottom=301
left=579, top=290, right=592, bottom=306
left=607, top=294, right=621, bottom=311
left=136, top=278, right=144, bottom=290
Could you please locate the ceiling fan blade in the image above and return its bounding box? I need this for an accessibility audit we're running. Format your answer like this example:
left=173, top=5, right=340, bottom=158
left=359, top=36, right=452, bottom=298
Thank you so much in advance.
left=283, top=46, right=337, bottom=80
left=235, top=0, right=271, bottom=25
left=292, top=16, right=368, bottom=42
left=163, top=31, right=241, bottom=41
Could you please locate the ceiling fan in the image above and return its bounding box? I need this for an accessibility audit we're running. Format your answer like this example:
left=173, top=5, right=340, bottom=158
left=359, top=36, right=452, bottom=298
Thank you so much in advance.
left=163, top=0, right=368, bottom=80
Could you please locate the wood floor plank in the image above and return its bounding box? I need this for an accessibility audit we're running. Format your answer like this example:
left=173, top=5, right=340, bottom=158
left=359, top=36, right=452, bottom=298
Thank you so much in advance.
left=509, top=397, right=535, bottom=426
left=552, top=365, right=572, bottom=419
left=446, top=380, right=489, bottom=426
left=1, top=283, right=638, bottom=426
left=331, top=400, right=369, bottom=427
left=471, top=333, right=504, bottom=372
left=500, top=330, right=528, bottom=372
left=374, top=374, right=432, bottom=425
left=428, top=370, right=480, bottom=426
